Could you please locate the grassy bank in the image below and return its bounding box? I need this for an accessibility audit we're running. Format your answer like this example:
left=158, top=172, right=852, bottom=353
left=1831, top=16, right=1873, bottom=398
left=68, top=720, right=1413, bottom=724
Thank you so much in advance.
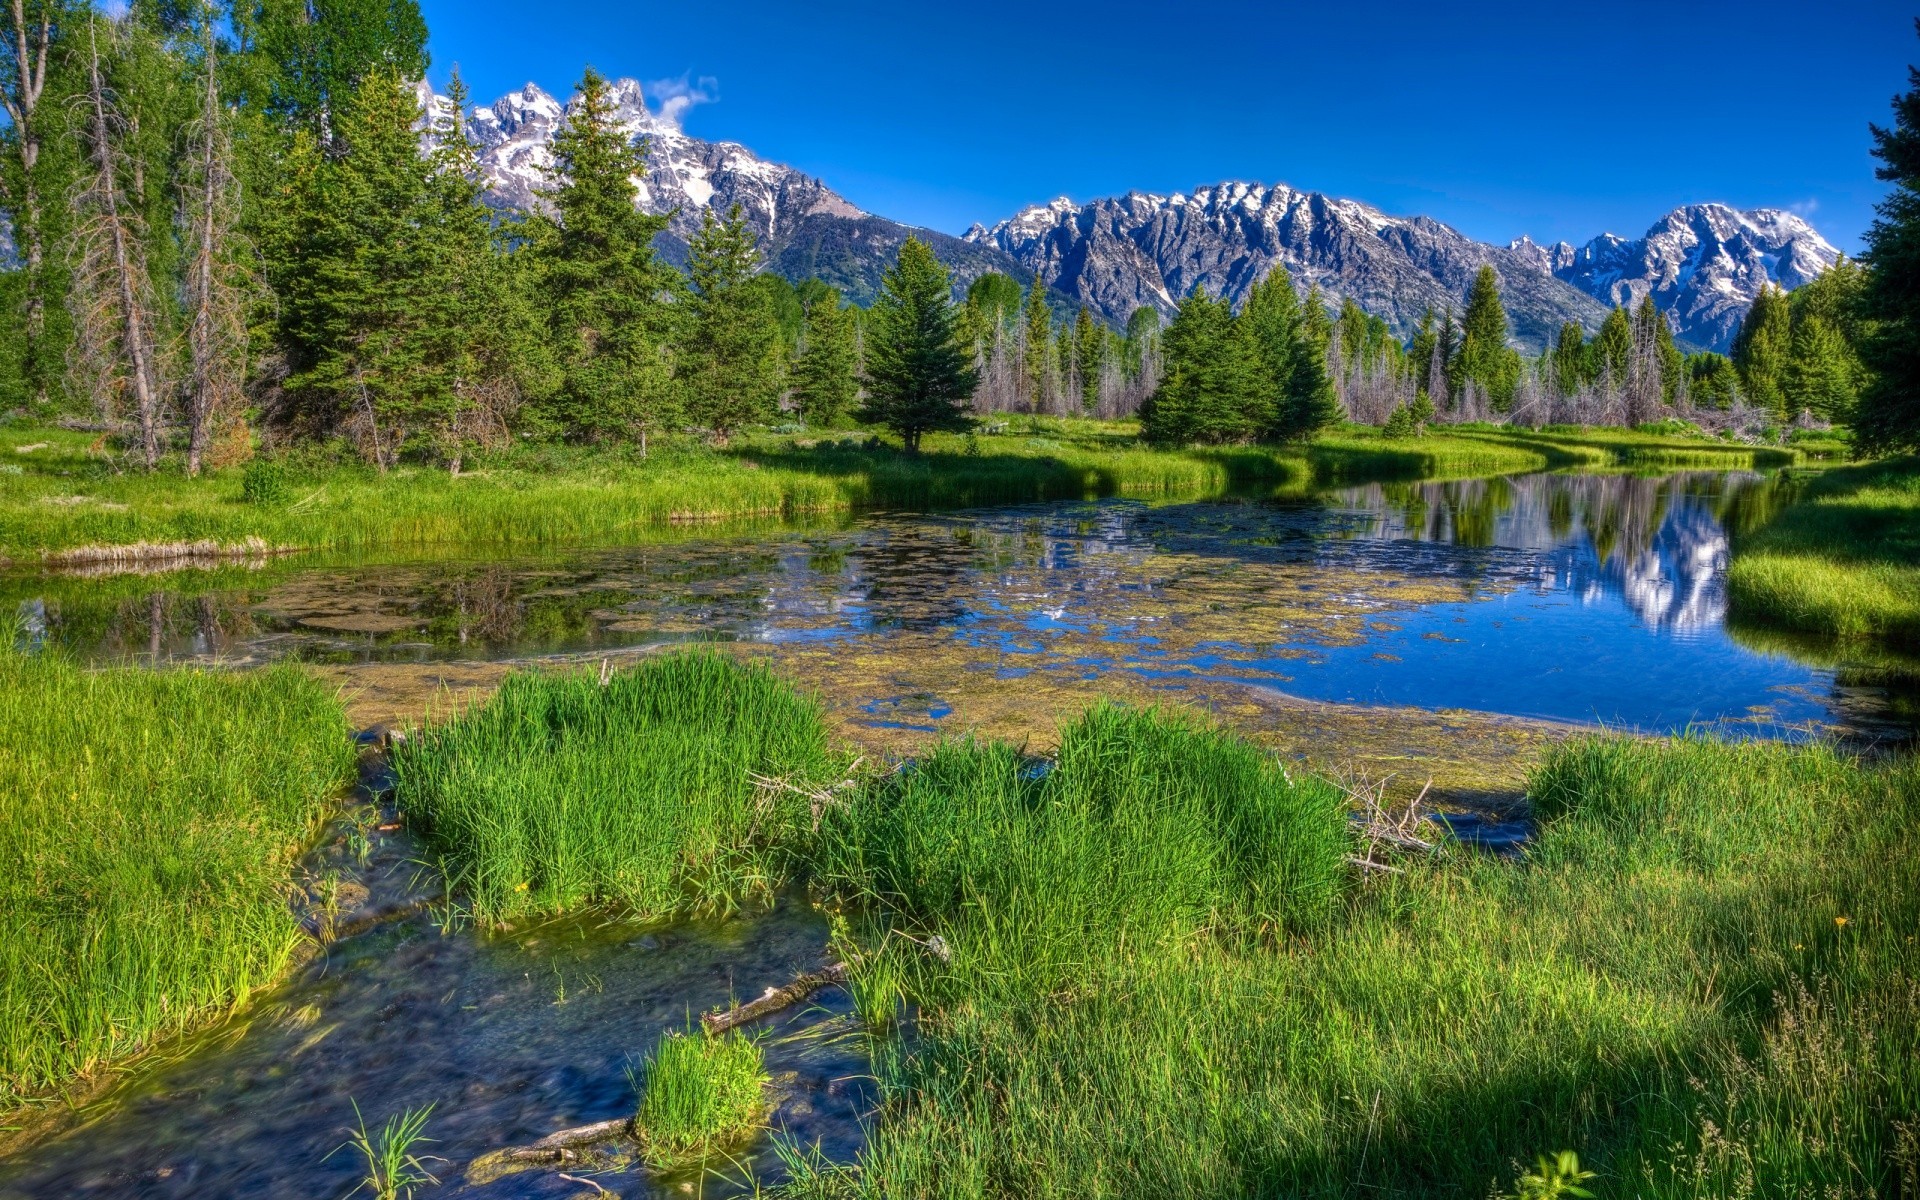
left=1727, top=457, right=1920, bottom=649
left=0, top=650, right=352, bottom=1107
left=391, top=655, right=1916, bottom=1195
left=795, top=732, right=1918, bottom=1198
left=0, top=420, right=1815, bottom=564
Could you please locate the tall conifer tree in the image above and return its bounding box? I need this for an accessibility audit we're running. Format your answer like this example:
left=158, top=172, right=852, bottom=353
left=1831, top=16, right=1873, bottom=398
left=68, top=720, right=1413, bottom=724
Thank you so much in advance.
left=1073, top=307, right=1101, bottom=413
left=1731, top=284, right=1792, bottom=416
left=1858, top=25, right=1920, bottom=451
left=859, top=237, right=975, bottom=451
left=684, top=203, right=781, bottom=445
left=792, top=286, right=857, bottom=427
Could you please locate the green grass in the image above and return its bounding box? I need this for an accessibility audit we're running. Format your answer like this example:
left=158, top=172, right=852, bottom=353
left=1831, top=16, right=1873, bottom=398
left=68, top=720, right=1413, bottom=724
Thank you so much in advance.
left=633, top=1029, right=770, bottom=1168
left=0, top=649, right=353, bottom=1107
left=1727, top=457, right=1920, bottom=648
left=390, top=652, right=843, bottom=924
left=0, top=419, right=1821, bottom=564
left=785, top=733, right=1919, bottom=1199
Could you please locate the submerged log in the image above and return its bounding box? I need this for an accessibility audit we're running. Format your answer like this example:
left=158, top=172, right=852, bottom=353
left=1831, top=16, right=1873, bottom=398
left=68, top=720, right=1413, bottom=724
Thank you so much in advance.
left=501, top=1117, right=634, bottom=1163
left=701, top=961, right=850, bottom=1036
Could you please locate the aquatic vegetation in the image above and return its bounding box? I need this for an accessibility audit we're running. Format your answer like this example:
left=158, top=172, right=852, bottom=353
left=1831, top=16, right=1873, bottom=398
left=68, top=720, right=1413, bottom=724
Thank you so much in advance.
left=1727, top=456, right=1920, bottom=648
left=0, top=649, right=352, bottom=1106
left=337, top=1101, right=440, bottom=1200
left=633, top=1029, right=770, bottom=1168
left=391, top=651, right=842, bottom=923
left=792, top=734, right=1919, bottom=1198
left=0, top=419, right=1816, bottom=564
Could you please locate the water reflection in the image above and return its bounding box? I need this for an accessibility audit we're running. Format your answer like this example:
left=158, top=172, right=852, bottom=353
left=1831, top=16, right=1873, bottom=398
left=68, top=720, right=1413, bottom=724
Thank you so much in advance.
left=4, top=470, right=1907, bottom=738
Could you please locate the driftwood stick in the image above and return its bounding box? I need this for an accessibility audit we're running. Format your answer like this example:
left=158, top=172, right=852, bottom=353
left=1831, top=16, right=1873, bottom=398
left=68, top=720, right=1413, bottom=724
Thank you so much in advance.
left=498, top=1117, right=634, bottom=1164
left=701, top=962, right=850, bottom=1036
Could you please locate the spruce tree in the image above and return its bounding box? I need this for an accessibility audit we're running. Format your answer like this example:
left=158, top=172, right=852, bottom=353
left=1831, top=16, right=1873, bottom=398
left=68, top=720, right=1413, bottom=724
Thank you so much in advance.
left=1858, top=26, right=1920, bottom=452
left=859, top=237, right=976, bottom=452
left=1783, top=315, right=1857, bottom=420
left=1138, top=291, right=1265, bottom=445
left=1073, top=307, right=1101, bottom=413
left=1686, top=352, right=1742, bottom=409
left=0, top=0, right=76, bottom=408
left=1551, top=321, right=1588, bottom=395
left=534, top=67, right=677, bottom=446
left=238, top=0, right=429, bottom=146
left=1280, top=284, right=1339, bottom=438
left=1593, top=306, right=1632, bottom=385
left=792, top=286, right=857, bottom=427
left=684, top=204, right=781, bottom=445
left=1021, top=277, right=1052, bottom=409
left=1731, top=284, right=1792, bottom=416
left=1453, top=265, right=1521, bottom=409
left=1242, top=267, right=1301, bottom=428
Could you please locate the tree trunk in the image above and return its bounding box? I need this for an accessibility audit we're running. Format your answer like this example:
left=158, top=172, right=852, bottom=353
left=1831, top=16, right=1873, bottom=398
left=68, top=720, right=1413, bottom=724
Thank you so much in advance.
left=4, top=1, right=51, bottom=404
left=82, top=18, right=163, bottom=470
left=185, top=22, right=220, bottom=476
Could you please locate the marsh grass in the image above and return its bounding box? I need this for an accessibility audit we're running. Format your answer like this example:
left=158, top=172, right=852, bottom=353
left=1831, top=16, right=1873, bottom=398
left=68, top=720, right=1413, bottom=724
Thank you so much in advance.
left=1727, top=457, right=1920, bottom=648
left=337, top=1101, right=440, bottom=1200
left=788, top=734, right=1919, bottom=1199
left=390, top=651, right=841, bottom=924
left=0, top=420, right=1817, bottom=563
left=633, top=1029, right=770, bottom=1168
left=0, top=649, right=352, bottom=1106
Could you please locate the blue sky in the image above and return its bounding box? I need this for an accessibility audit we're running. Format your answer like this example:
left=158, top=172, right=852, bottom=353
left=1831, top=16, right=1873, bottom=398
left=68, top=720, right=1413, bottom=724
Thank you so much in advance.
left=418, top=0, right=1912, bottom=254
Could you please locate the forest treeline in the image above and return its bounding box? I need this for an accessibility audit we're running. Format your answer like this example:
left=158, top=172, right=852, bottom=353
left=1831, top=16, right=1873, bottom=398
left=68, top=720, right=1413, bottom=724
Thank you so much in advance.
left=2, top=0, right=1916, bottom=470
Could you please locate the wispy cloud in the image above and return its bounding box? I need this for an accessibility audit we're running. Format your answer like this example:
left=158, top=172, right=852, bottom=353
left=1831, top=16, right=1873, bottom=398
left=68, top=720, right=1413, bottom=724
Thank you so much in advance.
left=1788, top=198, right=1820, bottom=217
left=644, top=74, right=719, bottom=131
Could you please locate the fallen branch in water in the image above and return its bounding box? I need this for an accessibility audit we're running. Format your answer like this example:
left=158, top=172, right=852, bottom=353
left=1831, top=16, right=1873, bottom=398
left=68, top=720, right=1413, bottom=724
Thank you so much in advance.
left=701, top=961, right=850, bottom=1036
left=558, top=1173, right=612, bottom=1196
left=501, top=1118, right=634, bottom=1164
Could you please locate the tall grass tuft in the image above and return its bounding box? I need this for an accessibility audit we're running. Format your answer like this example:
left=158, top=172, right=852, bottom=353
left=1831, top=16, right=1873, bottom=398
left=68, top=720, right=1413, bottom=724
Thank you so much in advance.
left=0, top=649, right=352, bottom=1105
left=391, top=651, right=840, bottom=924
left=338, top=1101, right=439, bottom=1200
left=789, top=734, right=1919, bottom=1199
left=633, top=1029, right=769, bottom=1168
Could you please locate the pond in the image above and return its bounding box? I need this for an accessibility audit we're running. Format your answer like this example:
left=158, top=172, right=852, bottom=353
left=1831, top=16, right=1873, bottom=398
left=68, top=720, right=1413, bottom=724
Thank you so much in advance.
left=9, top=469, right=1910, bottom=744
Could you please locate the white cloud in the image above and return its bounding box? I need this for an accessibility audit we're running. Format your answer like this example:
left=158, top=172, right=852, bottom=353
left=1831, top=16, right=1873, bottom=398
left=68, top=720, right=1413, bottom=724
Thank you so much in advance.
left=644, top=74, right=719, bottom=132
left=1788, top=198, right=1820, bottom=217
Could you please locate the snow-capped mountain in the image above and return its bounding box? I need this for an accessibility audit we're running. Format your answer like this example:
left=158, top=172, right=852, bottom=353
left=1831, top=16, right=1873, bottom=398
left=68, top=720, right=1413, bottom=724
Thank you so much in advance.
left=419, top=79, right=1027, bottom=303
left=964, top=184, right=1613, bottom=351
left=1507, top=205, right=1840, bottom=352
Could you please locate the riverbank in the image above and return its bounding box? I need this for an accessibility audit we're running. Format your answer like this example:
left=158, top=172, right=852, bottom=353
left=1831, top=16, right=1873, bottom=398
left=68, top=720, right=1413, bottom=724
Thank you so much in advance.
left=0, top=649, right=352, bottom=1112
left=1727, top=456, right=1920, bottom=650
left=0, top=419, right=1817, bottom=566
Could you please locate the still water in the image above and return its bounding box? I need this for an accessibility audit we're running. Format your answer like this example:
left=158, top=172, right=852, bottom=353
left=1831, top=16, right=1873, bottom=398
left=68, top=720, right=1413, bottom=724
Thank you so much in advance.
left=9, top=470, right=1907, bottom=738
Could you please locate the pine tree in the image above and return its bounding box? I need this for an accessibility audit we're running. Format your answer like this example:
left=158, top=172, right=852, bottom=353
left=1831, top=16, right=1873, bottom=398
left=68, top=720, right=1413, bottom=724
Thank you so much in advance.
left=276, top=67, right=442, bottom=467
left=1731, top=284, right=1792, bottom=417
left=1452, top=265, right=1521, bottom=409
left=237, top=0, right=428, bottom=146
left=1073, top=307, right=1101, bottom=413
left=1686, top=352, right=1742, bottom=409
left=1434, top=308, right=1458, bottom=404
left=1551, top=321, right=1587, bottom=395
left=1021, top=277, right=1052, bottom=410
left=1408, top=308, right=1438, bottom=398
left=0, top=0, right=72, bottom=408
left=792, top=286, right=857, bottom=427
left=1242, top=266, right=1301, bottom=428
left=859, top=237, right=976, bottom=452
left=684, top=204, right=781, bottom=445
left=1783, top=315, right=1857, bottom=420
left=533, top=67, right=677, bottom=446
left=1593, top=306, right=1632, bottom=385
left=1138, top=291, right=1265, bottom=445
left=1858, top=24, right=1920, bottom=452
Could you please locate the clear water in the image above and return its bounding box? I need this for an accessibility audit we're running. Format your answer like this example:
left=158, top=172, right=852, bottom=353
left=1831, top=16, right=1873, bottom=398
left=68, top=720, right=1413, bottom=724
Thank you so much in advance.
left=9, top=469, right=1909, bottom=739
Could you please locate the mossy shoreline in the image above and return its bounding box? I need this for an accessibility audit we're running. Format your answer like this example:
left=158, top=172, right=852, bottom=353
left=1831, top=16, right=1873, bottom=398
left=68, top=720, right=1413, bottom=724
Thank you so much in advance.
left=0, top=419, right=1817, bottom=566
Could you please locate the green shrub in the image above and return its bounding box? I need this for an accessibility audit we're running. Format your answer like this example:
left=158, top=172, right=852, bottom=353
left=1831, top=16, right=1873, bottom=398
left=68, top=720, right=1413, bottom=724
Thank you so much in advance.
left=241, top=458, right=292, bottom=506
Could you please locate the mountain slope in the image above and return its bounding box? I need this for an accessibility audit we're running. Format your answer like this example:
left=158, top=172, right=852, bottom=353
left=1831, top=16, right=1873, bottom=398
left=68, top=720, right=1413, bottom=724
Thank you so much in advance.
left=965, top=184, right=1613, bottom=351
left=424, top=79, right=1032, bottom=305
left=1507, top=205, right=1839, bottom=351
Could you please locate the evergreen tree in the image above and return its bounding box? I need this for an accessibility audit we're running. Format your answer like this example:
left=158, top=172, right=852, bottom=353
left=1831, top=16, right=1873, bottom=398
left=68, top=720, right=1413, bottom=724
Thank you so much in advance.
left=1138, top=291, right=1264, bottom=445
left=1686, top=352, right=1742, bottom=409
left=533, top=67, right=677, bottom=446
left=0, top=0, right=79, bottom=408
left=235, top=0, right=428, bottom=145
left=1123, top=306, right=1160, bottom=375
left=1434, top=308, right=1459, bottom=402
left=1407, top=308, right=1438, bottom=397
left=961, top=271, right=1022, bottom=353
left=1073, top=307, right=1101, bottom=413
left=274, top=68, right=441, bottom=467
left=1592, top=306, right=1632, bottom=384
left=1242, top=266, right=1301, bottom=426
left=1783, top=315, right=1857, bottom=420
left=1452, top=265, right=1521, bottom=409
left=1731, top=284, right=1792, bottom=416
left=1858, top=25, right=1920, bottom=452
left=792, top=286, right=857, bottom=427
left=1551, top=321, right=1588, bottom=395
left=684, top=204, right=781, bottom=445
left=1021, top=277, right=1052, bottom=409
left=858, top=237, right=976, bottom=452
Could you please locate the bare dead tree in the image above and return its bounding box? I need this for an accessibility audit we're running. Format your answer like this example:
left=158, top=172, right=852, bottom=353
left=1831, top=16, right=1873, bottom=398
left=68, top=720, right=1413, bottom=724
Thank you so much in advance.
left=1, top=0, right=56, bottom=402
left=179, top=19, right=255, bottom=476
left=69, top=14, right=167, bottom=468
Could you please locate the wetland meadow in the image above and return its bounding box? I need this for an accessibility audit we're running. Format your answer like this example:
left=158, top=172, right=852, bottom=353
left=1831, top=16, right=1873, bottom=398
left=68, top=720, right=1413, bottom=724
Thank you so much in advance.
left=3, top=417, right=1917, bottom=1199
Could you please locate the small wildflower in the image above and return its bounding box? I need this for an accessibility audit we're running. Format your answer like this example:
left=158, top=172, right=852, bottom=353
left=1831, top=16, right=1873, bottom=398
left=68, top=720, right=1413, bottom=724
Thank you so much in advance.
left=1835, top=916, right=1850, bottom=928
